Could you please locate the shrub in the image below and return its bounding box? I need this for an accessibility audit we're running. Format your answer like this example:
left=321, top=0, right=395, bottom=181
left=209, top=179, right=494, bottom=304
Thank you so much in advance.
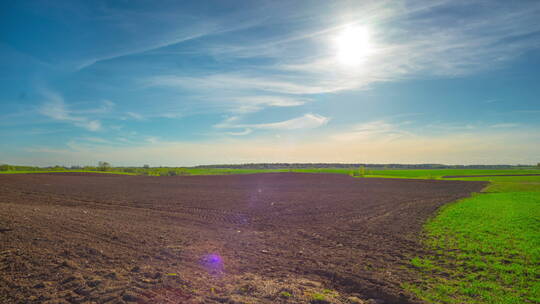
left=0, top=164, right=12, bottom=171
left=98, top=161, right=111, bottom=171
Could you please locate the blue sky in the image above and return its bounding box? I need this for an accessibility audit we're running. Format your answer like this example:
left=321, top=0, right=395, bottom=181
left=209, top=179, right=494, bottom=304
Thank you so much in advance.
left=1, top=0, right=539, bottom=166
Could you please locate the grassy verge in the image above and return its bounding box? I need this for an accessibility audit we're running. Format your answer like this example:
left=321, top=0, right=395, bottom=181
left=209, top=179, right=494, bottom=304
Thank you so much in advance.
left=404, top=178, right=540, bottom=304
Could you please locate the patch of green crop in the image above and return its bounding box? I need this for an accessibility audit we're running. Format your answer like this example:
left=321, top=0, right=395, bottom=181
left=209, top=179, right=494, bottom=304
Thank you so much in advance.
left=311, top=293, right=326, bottom=301
left=410, top=257, right=437, bottom=270
left=322, top=288, right=334, bottom=294
left=405, top=177, right=540, bottom=304
left=280, top=291, right=292, bottom=298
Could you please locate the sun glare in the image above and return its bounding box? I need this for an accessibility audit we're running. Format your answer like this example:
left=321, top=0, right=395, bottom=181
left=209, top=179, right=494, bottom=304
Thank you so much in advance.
left=335, top=26, right=373, bottom=65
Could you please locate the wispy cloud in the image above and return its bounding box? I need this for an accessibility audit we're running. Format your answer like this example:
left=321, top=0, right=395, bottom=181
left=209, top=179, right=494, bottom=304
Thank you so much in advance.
left=250, top=113, right=329, bottom=130
left=332, top=120, right=413, bottom=142
left=215, top=113, right=329, bottom=134
left=119, top=111, right=183, bottom=121
left=77, top=28, right=218, bottom=70
left=75, top=2, right=273, bottom=70
left=230, top=96, right=311, bottom=113
left=125, top=112, right=145, bottom=121
left=77, top=100, right=115, bottom=114
left=38, top=90, right=108, bottom=131
left=226, top=129, right=253, bottom=136
left=145, top=74, right=340, bottom=95
left=142, top=0, right=540, bottom=101
left=490, top=123, right=520, bottom=128
left=80, top=137, right=109, bottom=144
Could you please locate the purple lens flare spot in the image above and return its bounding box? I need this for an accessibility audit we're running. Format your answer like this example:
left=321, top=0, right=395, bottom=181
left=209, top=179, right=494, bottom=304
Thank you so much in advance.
left=201, top=253, right=224, bottom=274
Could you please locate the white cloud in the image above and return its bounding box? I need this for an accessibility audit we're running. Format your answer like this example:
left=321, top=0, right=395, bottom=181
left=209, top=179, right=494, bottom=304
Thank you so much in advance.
left=231, top=96, right=310, bottom=113
left=98, top=100, right=115, bottom=112
left=250, top=114, right=329, bottom=130
left=183, top=94, right=311, bottom=114
left=332, top=121, right=413, bottom=142
left=79, top=120, right=102, bottom=131
left=142, top=1, right=540, bottom=100
left=215, top=113, right=330, bottom=133
left=490, top=123, right=519, bottom=128
left=226, top=129, right=252, bottom=136
left=213, top=116, right=240, bottom=129
left=74, top=2, right=273, bottom=70
left=145, top=137, right=159, bottom=144
left=38, top=89, right=107, bottom=131
left=81, top=137, right=109, bottom=143
left=126, top=112, right=145, bottom=120
left=145, top=74, right=340, bottom=95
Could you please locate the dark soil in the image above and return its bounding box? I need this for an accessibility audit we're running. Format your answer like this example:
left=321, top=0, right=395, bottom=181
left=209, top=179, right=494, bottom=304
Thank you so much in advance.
left=0, top=173, right=486, bottom=304
left=442, top=174, right=540, bottom=178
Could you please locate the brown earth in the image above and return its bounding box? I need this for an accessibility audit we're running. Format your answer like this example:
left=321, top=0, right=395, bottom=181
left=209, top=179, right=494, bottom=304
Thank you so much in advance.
left=0, top=173, right=486, bottom=304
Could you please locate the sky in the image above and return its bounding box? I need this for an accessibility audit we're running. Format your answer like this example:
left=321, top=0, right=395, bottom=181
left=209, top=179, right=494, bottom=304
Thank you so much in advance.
left=1, top=0, right=539, bottom=167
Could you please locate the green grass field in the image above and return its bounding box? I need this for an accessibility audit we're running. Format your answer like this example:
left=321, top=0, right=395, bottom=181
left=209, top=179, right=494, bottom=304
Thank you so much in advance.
left=363, top=168, right=540, bottom=179
left=405, top=175, right=540, bottom=304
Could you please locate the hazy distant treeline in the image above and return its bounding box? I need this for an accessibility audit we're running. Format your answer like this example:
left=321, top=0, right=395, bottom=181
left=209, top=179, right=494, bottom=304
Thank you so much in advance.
left=0, top=163, right=534, bottom=172
left=193, top=163, right=531, bottom=169
left=1, top=163, right=536, bottom=177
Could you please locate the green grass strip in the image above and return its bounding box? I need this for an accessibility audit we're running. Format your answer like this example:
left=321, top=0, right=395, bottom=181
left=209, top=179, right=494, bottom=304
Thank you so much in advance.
left=405, top=187, right=540, bottom=303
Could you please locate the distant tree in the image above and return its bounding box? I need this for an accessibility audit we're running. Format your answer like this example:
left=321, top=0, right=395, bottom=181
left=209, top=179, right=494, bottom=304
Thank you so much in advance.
left=98, top=161, right=111, bottom=171
left=358, top=165, right=366, bottom=177
left=0, top=164, right=11, bottom=171
left=143, top=164, right=150, bottom=169
left=537, top=162, right=540, bottom=168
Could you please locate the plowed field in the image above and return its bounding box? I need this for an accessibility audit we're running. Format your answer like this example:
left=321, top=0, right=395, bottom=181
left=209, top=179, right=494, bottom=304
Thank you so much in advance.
left=0, top=173, right=486, bottom=304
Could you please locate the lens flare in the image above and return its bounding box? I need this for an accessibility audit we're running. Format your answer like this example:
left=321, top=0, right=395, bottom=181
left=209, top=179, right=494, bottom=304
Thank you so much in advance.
left=201, top=253, right=224, bottom=274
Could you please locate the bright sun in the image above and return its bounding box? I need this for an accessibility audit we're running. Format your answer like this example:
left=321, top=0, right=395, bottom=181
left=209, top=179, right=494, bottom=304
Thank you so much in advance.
left=335, top=26, right=373, bottom=65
